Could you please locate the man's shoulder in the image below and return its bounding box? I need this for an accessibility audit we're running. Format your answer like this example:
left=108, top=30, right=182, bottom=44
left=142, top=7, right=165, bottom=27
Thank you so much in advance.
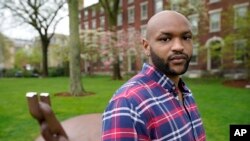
left=111, top=74, right=153, bottom=102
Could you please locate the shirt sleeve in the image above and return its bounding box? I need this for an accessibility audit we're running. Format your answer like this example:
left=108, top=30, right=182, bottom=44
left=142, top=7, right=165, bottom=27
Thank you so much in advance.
left=102, top=97, right=138, bottom=141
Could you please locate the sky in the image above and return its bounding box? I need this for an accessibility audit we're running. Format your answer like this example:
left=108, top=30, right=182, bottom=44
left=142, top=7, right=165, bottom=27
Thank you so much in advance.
left=1, top=0, right=98, bottom=40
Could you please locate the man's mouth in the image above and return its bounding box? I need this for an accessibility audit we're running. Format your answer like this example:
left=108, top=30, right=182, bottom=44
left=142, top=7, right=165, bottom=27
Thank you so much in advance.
left=169, top=54, right=188, bottom=64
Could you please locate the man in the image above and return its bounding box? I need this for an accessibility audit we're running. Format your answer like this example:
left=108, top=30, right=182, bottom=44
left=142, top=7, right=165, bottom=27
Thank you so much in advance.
left=102, top=10, right=206, bottom=141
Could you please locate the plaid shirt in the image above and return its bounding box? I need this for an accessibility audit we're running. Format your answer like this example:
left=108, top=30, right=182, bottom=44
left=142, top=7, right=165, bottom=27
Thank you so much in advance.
left=102, top=63, right=206, bottom=141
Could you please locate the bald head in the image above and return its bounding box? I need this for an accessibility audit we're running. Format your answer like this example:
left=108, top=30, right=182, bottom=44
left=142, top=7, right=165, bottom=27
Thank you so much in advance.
left=146, top=10, right=191, bottom=40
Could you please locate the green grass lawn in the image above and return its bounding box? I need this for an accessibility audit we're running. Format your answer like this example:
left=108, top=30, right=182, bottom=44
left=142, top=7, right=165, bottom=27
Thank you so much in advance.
left=0, top=75, right=249, bottom=141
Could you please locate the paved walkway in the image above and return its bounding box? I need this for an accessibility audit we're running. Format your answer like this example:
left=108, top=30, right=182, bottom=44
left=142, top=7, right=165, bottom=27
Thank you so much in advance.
left=36, top=113, right=102, bottom=141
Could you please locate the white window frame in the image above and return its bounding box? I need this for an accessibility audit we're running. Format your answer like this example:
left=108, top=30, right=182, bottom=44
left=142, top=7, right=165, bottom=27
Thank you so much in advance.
left=170, top=0, right=180, bottom=11
left=92, top=9, right=96, bottom=17
left=119, top=0, right=123, bottom=7
left=154, top=0, right=163, bottom=14
left=209, top=0, right=220, bottom=4
left=188, top=14, right=199, bottom=35
left=99, top=16, right=105, bottom=29
left=128, top=6, right=135, bottom=24
left=99, top=7, right=104, bottom=14
left=117, top=30, right=123, bottom=43
left=190, top=43, right=199, bottom=65
left=84, top=21, right=89, bottom=29
left=234, top=39, right=246, bottom=63
left=92, top=19, right=96, bottom=29
left=233, top=2, right=249, bottom=28
left=140, top=1, right=148, bottom=20
left=128, top=27, right=135, bottom=45
left=128, top=0, right=134, bottom=4
left=209, top=9, right=222, bottom=33
left=84, top=10, right=88, bottom=19
left=117, top=12, right=123, bottom=26
left=140, top=25, right=147, bottom=38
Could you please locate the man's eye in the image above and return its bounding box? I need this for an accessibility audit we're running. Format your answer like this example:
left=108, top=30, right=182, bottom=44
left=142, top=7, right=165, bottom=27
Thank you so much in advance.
left=183, top=35, right=192, bottom=40
left=159, top=37, right=171, bottom=42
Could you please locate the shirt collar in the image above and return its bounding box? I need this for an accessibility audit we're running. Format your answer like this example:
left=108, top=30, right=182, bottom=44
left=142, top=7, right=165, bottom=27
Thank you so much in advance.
left=141, top=63, right=191, bottom=97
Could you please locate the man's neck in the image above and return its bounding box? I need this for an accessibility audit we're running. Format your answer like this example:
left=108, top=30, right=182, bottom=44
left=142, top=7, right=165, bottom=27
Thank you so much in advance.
left=148, top=62, right=181, bottom=86
left=167, top=75, right=180, bottom=87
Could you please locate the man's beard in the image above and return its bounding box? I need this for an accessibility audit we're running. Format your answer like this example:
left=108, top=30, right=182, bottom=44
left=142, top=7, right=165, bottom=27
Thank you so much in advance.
left=150, top=47, right=191, bottom=76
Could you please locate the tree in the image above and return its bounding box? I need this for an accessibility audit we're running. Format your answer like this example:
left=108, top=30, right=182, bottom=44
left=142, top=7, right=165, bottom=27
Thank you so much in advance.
left=67, top=0, right=85, bottom=96
left=14, top=45, right=41, bottom=70
left=49, top=41, right=69, bottom=67
left=0, top=33, right=12, bottom=74
left=1, top=0, right=67, bottom=77
left=223, top=9, right=250, bottom=80
left=99, top=0, right=122, bottom=80
left=166, top=0, right=208, bottom=36
left=114, top=30, right=146, bottom=74
left=80, top=29, right=103, bottom=75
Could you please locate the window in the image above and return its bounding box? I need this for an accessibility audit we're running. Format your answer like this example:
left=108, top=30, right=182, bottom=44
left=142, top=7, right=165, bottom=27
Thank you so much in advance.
left=209, top=9, right=222, bottom=32
left=128, top=27, right=135, bottom=44
left=127, top=49, right=136, bottom=72
left=234, top=3, right=249, bottom=28
left=128, top=0, right=134, bottom=4
left=169, top=0, right=182, bottom=11
left=119, top=0, right=123, bottom=7
left=154, top=0, right=163, bottom=14
left=92, top=19, right=96, bottom=29
left=189, top=0, right=198, bottom=6
left=128, top=6, right=135, bottom=24
left=170, top=0, right=180, bottom=12
left=99, top=16, right=105, bottom=28
left=190, top=44, right=198, bottom=64
left=100, top=7, right=104, bottom=14
left=117, top=12, right=123, bottom=26
left=234, top=40, right=246, bottom=63
left=84, top=10, right=88, bottom=19
left=209, top=0, right=220, bottom=4
left=140, top=2, right=148, bottom=20
left=117, top=30, right=123, bottom=43
left=188, top=14, right=199, bottom=35
left=84, top=22, right=89, bottom=29
left=140, top=25, right=147, bottom=38
left=92, top=9, right=96, bottom=17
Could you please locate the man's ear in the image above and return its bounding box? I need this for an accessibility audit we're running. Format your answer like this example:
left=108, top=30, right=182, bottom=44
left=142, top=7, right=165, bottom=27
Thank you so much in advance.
left=142, top=38, right=150, bottom=56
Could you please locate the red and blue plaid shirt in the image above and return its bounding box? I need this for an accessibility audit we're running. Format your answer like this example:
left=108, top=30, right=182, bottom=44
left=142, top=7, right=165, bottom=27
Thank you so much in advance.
left=102, top=63, right=206, bottom=141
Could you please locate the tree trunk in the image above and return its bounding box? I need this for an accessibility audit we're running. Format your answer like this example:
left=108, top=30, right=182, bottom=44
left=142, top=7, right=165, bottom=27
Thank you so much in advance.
left=41, top=40, right=49, bottom=77
left=100, top=0, right=122, bottom=80
left=112, top=58, right=122, bottom=80
left=68, top=0, right=85, bottom=96
left=112, top=44, right=122, bottom=80
left=110, top=27, right=122, bottom=80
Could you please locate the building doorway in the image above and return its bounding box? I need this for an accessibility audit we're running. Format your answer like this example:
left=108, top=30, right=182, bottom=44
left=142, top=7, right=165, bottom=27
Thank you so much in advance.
left=210, top=41, right=222, bottom=70
left=206, top=37, right=224, bottom=71
left=127, top=49, right=136, bottom=73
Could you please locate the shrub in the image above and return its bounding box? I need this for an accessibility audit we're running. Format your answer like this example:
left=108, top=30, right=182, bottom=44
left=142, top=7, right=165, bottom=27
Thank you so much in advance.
left=48, top=67, right=68, bottom=77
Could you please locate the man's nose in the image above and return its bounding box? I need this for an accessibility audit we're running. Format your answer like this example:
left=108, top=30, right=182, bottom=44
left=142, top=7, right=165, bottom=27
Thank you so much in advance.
left=172, top=39, right=184, bottom=52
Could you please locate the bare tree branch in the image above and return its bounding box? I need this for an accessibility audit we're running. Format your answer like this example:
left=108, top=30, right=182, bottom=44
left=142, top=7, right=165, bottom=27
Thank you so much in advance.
left=0, top=0, right=67, bottom=77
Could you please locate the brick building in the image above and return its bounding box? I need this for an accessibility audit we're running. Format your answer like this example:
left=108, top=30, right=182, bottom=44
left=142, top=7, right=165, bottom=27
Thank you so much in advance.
left=80, top=0, right=249, bottom=78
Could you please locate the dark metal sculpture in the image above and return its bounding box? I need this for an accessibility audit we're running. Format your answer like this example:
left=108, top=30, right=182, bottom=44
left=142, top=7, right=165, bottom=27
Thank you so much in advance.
left=26, top=92, right=69, bottom=141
